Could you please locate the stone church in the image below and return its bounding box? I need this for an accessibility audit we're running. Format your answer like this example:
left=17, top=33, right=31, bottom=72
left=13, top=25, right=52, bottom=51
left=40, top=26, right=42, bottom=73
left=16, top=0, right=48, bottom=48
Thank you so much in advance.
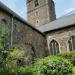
left=0, top=0, right=75, bottom=61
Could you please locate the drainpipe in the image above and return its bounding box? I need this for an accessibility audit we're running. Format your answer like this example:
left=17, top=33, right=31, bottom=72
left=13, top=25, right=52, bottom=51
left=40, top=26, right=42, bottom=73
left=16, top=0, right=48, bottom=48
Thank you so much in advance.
left=11, top=16, right=14, bottom=48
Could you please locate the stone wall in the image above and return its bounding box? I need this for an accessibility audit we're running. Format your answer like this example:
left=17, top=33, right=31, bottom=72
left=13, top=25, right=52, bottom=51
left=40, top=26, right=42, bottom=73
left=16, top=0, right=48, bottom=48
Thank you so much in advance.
left=27, top=0, right=56, bottom=26
left=46, top=26, right=75, bottom=54
left=0, top=9, right=48, bottom=60
left=0, top=9, right=12, bottom=48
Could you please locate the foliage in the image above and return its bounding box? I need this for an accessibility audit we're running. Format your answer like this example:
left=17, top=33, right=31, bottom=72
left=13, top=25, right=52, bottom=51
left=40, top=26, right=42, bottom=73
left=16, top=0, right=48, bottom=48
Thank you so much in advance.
left=0, top=22, right=10, bottom=60
left=17, top=66, right=34, bottom=75
left=72, top=67, right=75, bottom=75
left=0, top=60, right=17, bottom=75
left=0, top=52, right=34, bottom=75
left=8, top=49, right=24, bottom=58
left=57, top=51, right=75, bottom=66
left=32, top=56, right=72, bottom=75
left=0, top=24, right=10, bottom=37
left=0, top=50, right=73, bottom=75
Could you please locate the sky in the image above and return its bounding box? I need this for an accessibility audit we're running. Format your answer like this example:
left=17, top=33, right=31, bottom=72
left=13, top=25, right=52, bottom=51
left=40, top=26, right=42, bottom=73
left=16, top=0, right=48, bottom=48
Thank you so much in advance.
left=0, top=0, right=75, bottom=20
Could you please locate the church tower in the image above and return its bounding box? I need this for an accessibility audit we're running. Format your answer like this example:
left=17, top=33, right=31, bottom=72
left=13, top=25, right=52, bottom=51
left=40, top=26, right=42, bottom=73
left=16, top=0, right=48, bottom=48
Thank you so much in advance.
left=27, top=0, right=56, bottom=26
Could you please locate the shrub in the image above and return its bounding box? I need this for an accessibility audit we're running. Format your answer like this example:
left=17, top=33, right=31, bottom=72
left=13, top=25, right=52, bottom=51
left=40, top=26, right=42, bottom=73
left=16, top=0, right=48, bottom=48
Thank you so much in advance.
left=32, top=56, right=72, bottom=75
left=2, top=55, right=72, bottom=75
left=0, top=49, right=74, bottom=75
left=72, top=67, right=75, bottom=75
left=17, top=66, right=34, bottom=75
left=57, top=51, right=75, bottom=66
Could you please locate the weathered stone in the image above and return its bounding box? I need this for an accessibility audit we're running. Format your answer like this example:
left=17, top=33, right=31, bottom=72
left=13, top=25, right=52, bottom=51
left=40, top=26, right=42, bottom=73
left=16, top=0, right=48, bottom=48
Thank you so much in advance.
left=46, top=26, right=75, bottom=54
left=27, top=0, right=56, bottom=26
left=0, top=9, right=48, bottom=60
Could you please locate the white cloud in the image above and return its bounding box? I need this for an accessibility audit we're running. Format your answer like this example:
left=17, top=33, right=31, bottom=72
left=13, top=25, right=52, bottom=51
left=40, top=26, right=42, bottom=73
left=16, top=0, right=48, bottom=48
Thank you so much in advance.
left=0, top=0, right=17, bottom=11
left=64, top=8, right=75, bottom=14
left=0, top=0, right=27, bottom=20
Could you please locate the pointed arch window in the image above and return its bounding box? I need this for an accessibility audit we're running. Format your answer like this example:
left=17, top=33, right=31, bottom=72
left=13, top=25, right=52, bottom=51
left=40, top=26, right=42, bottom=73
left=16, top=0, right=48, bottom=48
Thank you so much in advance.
left=50, top=40, right=59, bottom=55
left=1, top=19, right=7, bottom=25
left=68, top=36, right=75, bottom=51
left=0, top=19, right=7, bottom=35
left=1, top=19, right=7, bottom=28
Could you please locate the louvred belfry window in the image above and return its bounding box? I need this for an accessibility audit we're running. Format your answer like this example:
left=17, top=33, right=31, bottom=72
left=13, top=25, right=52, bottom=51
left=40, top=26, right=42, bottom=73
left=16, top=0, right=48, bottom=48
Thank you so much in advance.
left=35, top=0, right=39, bottom=7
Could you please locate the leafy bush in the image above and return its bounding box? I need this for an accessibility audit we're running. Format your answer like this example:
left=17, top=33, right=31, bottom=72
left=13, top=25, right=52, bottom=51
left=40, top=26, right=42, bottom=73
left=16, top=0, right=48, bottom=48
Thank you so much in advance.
left=32, top=56, right=72, bottom=75
left=0, top=54, right=72, bottom=75
left=17, top=66, right=34, bottom=75
left=57, top=51, right=75, bottom=66
left=72, top=67, right=75, bottom=75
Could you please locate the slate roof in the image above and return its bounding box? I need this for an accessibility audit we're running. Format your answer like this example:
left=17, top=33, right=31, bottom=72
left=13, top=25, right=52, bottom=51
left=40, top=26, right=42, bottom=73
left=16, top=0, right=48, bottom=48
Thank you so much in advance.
left=36, top=13, right=75, bottom=33
left=0, top=1, right=45, bottom=36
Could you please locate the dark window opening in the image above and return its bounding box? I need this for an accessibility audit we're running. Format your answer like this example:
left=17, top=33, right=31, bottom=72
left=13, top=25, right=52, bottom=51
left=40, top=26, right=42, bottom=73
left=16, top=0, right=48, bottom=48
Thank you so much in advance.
left=17, top=58, right=24, bottom=66
left=37, top=20, right=38, bottom=23
left=36, top=11, right=38, bottom=16
left=31, top=46, right=36, bottom=64
left=35, top=0, right=39, bottom=7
